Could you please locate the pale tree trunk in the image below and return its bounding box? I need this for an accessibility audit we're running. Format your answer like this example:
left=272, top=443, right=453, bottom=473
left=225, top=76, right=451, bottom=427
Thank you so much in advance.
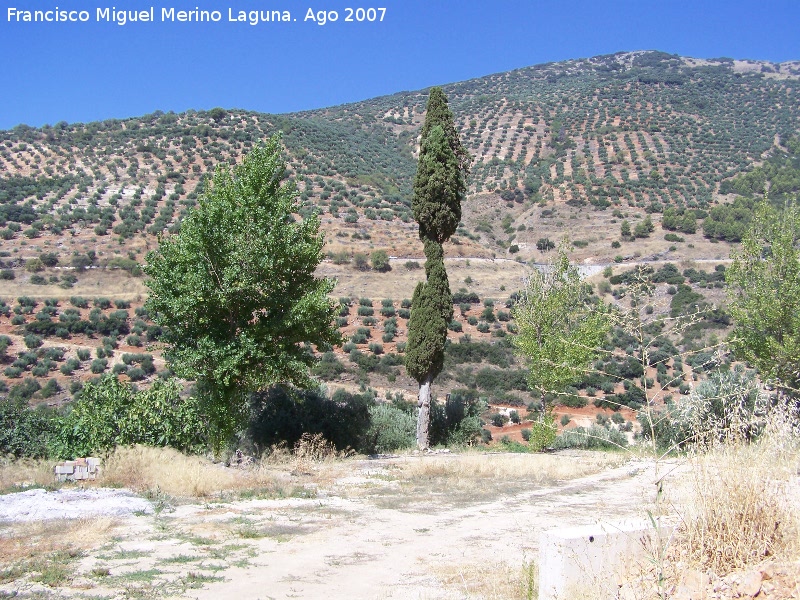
left=416, top=376, right=433, bottom=450
left=541, top=390, right=546, bottom=418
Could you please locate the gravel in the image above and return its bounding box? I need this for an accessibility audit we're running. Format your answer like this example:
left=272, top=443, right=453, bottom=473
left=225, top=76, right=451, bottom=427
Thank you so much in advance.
left=0, top=488, right=153, bottom=522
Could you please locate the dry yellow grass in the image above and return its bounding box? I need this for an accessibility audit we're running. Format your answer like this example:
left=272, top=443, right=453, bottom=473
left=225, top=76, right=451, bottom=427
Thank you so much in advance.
left=676, top=418, right=800, bottom=575
left=396, top=450, right=627, bottom=488
left=0, top=517, right=117, bottom=585
left=99, top=442, right=353, bottom=499
left=0, top=267, right=147, bottom=301
left=433, top=559, right=537, bottom=600
left=0, top=456, right=58, bottom=491
left=100, top=445, right=273, bottom=498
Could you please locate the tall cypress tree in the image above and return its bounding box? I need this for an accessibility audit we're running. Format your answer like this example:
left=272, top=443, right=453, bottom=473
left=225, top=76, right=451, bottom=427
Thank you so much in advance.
left=406, top=88, right=469, bottom=449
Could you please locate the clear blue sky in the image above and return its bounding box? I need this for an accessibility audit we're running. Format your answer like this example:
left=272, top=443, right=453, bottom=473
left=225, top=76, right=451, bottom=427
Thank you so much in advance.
left=1, top=0, right=798, bottom=130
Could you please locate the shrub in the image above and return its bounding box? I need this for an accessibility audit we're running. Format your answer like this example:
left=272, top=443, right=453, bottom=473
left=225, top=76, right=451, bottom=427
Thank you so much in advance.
left=352, top=253, right=370, bottom=271
left=553, top=425, right=628, bottom=450
left=76, top=348, right=91, bottom=361
left=560, top=414, right=571, bottom=426
left=364, top=404, right=416, bottom=454
left=249, top=385, right=373, bottom=453
left=40, top=378, right=61, bottom=398
left=90, top=358, right=108, bottom=374
left=0, top=399, right=58, bottom=458
left=113, top=363, right=128, bottom=375
left=525, top=415, right=558, bottom=451
left=51, top=376, right=206, bottom=458
left=4, top=366, right=23, bottom=378
left=23, top=334, right=43, bottom=349
left=370, top=250, right=391, bottom=272
left=404, top=260, right=421, bottom=270
left=312, top=352, right=345, bottom=381
left=490, top=413, right=509, bottom=427
left=127, top=367, right=146, bottom=381
left=70, top=296, right=89, bottom=308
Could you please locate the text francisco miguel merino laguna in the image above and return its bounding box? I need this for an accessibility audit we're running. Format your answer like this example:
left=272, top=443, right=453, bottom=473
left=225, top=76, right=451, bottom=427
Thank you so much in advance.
left=7, top=7, right=301, bottom=25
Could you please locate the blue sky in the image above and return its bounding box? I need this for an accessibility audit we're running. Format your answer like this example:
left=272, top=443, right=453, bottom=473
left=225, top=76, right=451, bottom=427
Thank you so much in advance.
left=1, top=0, right=798, bottom=130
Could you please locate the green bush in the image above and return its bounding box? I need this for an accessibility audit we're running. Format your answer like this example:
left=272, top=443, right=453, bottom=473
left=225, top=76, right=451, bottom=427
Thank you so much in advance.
left=90, top=359, right=108, bottom=374
left=51, top=376, right=206, bottom=458
left=249, top=385, right=373, bottom=452
left=23, top=334, right=43, bottom=349
left=365, top=404, right=416, bottom=454
left=70, top=296, right=89, bottom=309
left=553, top=424, right=628, bottom=450
left=0, top=399, right=59, bottom=458
left=525, top=414, right=558, bottom=451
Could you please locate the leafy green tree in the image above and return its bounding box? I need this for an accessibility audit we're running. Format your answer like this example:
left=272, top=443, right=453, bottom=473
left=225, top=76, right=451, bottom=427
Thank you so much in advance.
left=370, top=249, right=391, bottom=272
left=145, top=136, right=341, bottom=452
left=50, top=376, right=206, bottom=458
left=512, top=246, right=611, bottom=412
left=406, top=88, right=469, bottom=448
left=726, top=201, right=800, bottom=398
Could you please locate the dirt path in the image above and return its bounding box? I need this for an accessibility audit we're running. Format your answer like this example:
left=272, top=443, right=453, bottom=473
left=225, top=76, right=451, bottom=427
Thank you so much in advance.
left=183, top=457, right=662, bottom=600
left=1, top=452, right=683, bottom=599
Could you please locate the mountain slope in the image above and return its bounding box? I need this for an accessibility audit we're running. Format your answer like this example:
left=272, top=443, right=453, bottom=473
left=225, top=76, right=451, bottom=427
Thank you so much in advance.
left=0, top=50, right=798, bottom=269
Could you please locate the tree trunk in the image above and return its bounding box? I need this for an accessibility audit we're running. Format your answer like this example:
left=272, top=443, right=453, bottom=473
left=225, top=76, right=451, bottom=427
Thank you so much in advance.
left=417, top=376, right=433, bottom=450
left=541, top=390, right=546, bottom=418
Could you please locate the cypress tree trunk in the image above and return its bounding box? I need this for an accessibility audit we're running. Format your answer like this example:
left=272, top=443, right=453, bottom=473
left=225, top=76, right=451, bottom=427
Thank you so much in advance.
left=416, top=375, right=433, bottom=449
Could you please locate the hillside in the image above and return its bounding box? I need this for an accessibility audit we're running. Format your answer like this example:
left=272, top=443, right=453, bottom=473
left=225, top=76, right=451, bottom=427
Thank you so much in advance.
left=1, top=50, right=799, bottom=412
left=1, top=51, right=798, bottom=270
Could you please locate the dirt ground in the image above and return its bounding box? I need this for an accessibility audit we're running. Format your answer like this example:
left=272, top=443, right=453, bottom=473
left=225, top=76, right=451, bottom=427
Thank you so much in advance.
left=0, top=451, right=662, bottom=599
left=2, top=448, right=798, bottom=600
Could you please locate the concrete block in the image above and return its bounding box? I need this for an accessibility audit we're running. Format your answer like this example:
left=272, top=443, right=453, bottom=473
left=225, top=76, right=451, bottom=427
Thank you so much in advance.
left=538, top=519, right=674, bottom=600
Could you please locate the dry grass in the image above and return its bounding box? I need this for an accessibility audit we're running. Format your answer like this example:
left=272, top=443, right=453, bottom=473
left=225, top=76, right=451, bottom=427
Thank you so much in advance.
left=100, top=445, right=274, bottom=498
left=0, top=517, right=117, bottom=585
left=433, top=560, right=537, bottom=600
left=99, top=442, right=352, bottom=499
left=0, top=456, right=58, bottom=492
left=396, top=450, right=627, bottom=487
left=675, top=417, right=800, bottom=575
left=366, top=451, right=628, bottom=509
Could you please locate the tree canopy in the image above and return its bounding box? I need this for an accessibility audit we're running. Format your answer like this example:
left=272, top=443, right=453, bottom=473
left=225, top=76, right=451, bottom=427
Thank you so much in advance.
left=726, top=201, right=800, bottom=397
left=144, top=135, right=341, bottom=447
left=512, top=246, right=611, bottom=409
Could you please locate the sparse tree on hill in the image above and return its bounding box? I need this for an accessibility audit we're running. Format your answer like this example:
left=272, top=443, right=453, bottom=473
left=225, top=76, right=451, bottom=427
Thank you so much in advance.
left=512, top=245, right=611, bottom=413
left=406, top=87, right=470, bottom=449
left=144, top=135, right=341, bottom=454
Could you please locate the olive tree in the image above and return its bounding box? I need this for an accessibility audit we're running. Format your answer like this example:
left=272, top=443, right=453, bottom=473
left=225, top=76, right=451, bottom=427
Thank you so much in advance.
left=145, top=135, right=341, bottom=453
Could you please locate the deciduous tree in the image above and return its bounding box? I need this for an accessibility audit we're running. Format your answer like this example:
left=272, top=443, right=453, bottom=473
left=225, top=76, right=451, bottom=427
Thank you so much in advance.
left=145, top=136, right=341, bottom=452
left=726, top=201, right=800, bottom=398
left=512, top=246, right=610, bottom=413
